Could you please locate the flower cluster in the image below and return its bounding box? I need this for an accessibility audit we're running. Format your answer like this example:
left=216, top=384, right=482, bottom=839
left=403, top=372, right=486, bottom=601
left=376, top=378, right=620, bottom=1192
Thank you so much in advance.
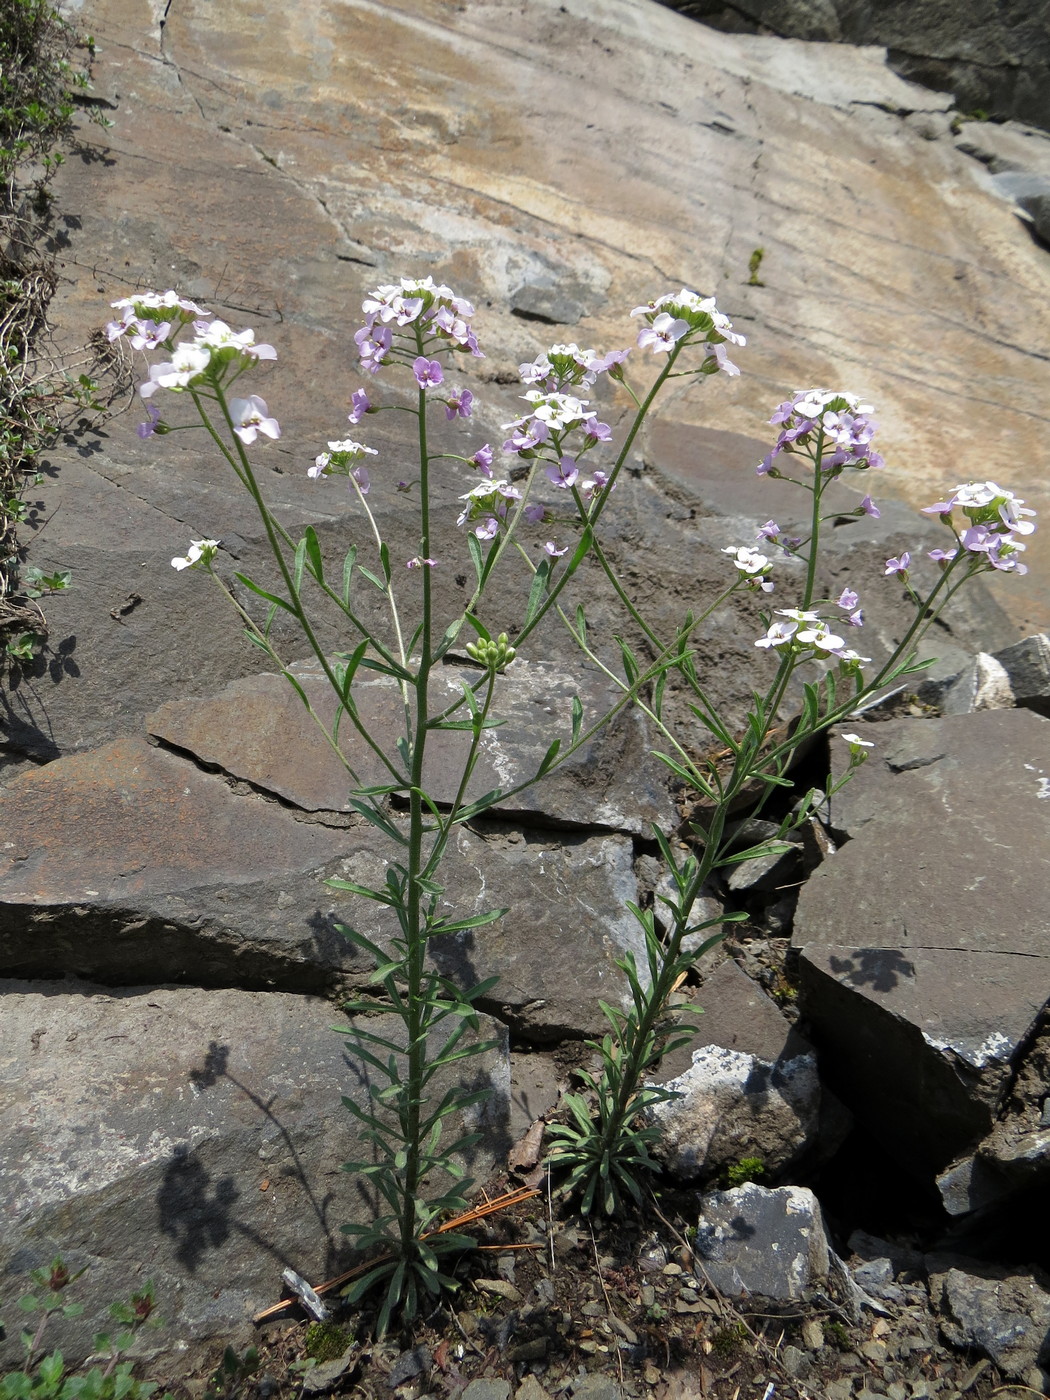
left=759, top=390, right=882, bottom=476
left=108, top=290, right=279, bottom=437
left=630, top=289, right=745, bottom=374
left=919, top=480, right=1036, bottom=575
left=722, top=545, right=774, bottom=592
left=354, top=276, right=483, bottom=375
left=519, top=343, right=630, bottom=392
left=309, top=438, right=378, bottom=491
left=755, top=607, right=868, bottom=664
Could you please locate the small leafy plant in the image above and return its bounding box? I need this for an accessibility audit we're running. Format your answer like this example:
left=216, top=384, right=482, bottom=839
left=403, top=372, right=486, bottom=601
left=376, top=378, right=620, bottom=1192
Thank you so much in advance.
left=0, top=1262, right=170, bottom=1400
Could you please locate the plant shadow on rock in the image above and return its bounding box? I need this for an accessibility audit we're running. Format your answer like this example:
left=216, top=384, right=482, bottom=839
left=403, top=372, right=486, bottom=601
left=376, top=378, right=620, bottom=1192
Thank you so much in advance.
left=155, top=1040, right=348, bottom=1279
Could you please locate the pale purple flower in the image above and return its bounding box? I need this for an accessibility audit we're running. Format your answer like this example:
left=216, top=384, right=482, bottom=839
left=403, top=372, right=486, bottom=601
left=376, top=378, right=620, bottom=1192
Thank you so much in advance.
left=137, top=403, right=162, bottom=439
left=474, top=516, right=500, bottom=540
left=520, top=355, right=554, bottom=386
left=928, top=547, right=957, bottom=564
left=580, top=471, right=612, bottom=503
left=445, top=387, right=474, bottom=420
left=722, top=545, right=771, bottom=576
left=457, top=479, right=521, bottom=528
left=470, top=444, right=494, bottom=477
left=347, top=389, right=371, bottom=425
left=309, top=438, right=378, bottom=480
left=546, top=456, right=579, bottom=489
left=583, top=416, right=612, bottom=442
left=524, top=503, right=546, bottom=524
left=588, top=346, right=631, bottom=377
left=230, top=394, right=281, bottom=445
left=757, top=520, right=782, bottom=542
left=139, top=340, right=212, bottom=398
left=128, top=319, right=172, bottom=352
left=797, top=622, right=846, bottom=652
left=703, top=340, right=741, bottom=376
left=350, top=466, right=370, bottom=495
left=858, top=495, right=880, bottom=518
left=836, top=588, right=859, bottom=610
left=524, top=391, right=588, bottom=430
left=406, top=555, right=437, bottom=568
left=884, top=553, right=910, bottom=576
left=413, top=356, right=444, bottom=389
left=637, top=312, right=689, bottom=354
left=544, top=541, right=568, bottom=557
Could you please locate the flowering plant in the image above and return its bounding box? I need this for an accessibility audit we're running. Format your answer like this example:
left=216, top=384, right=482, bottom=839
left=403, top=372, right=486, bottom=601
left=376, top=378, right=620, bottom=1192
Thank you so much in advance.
left=108, top=272, right=1035, bottom=1313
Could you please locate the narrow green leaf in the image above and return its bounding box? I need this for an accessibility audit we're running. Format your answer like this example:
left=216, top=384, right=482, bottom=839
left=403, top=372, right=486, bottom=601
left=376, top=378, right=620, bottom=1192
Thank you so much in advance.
left=523, top=558, right=552, bottom=628
left=467, top=533, right=484, bottom=588
left=234, top=573, right=295, bottom=613
left=571, top=694, right=584, bottom=746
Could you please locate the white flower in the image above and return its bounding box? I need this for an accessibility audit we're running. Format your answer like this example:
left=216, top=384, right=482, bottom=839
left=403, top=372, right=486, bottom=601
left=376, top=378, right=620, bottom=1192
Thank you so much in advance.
left=171, top=538, right=220, bottom=571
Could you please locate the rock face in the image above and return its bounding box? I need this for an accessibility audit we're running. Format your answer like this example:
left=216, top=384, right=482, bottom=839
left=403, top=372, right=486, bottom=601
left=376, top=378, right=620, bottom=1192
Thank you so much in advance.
left=4, top=0, right=1050, bottom=1371
left=793, top=709, right=1050, bottom=1175
left=659, top=0, right=1050, bottom=132
left=0, top=981, right=510, bottom=1368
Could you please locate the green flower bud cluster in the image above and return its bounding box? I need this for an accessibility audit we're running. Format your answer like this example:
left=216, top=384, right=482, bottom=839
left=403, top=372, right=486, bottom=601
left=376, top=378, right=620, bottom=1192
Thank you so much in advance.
left=465, top=633, right=516, bottom=670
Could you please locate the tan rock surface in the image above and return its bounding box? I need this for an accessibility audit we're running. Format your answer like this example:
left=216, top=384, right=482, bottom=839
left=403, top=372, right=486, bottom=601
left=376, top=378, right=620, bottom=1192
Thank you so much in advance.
left=45, top=0, right=1050, bottom=633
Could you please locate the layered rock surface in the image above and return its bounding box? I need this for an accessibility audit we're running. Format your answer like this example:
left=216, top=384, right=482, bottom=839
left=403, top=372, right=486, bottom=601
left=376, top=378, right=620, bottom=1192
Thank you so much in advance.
left=2, top=0, right=1050, bottom=1369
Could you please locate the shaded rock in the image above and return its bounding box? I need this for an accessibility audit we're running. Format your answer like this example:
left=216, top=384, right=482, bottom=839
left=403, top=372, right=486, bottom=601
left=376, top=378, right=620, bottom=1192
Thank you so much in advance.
left=993, top=633, right=1050, bottom=716
left=927, top=1255, right=1050, bottom=1381
left=692, top=1183, right=830, bottom=1300
left=0, top=981, right=510, bottom=1369
left=661, top=958, right=803, bottom=1075
left=646, top=1040, right=821, bottom=1180
left=148, top=656, right=675, bottom=833
left=663, top=0, right=1050, bottom=131
left=918, top=651, right=1014, bottom=716
left=794, top=710, right=1050, bottom=1173
left=936, top=1016, right=1050, bottom=1214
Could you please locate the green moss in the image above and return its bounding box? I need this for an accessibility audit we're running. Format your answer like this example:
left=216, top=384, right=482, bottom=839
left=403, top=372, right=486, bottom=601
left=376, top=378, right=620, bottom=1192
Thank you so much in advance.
left=304, top=1321, right=353, bottom=1363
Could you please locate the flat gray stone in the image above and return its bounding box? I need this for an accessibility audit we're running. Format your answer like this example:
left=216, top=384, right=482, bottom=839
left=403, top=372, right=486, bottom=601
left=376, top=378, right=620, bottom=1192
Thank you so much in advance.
left=0, top=981, right=510, bottom=1369
left=148, top=656, right=675, bottom=833
left=330, top=822, right=646, bottom=1040
left=693, top=1183, right=830, bottom=1300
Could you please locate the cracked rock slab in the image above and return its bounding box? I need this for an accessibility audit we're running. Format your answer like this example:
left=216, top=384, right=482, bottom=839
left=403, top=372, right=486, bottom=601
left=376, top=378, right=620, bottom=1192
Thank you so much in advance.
left=794, top=709, right=1050, bottom=1174
left=0, top=980, right=510, bottom=1370
left=0, top=737, right=646, bottom=1039
left=147, top=656, right=674, bottom=833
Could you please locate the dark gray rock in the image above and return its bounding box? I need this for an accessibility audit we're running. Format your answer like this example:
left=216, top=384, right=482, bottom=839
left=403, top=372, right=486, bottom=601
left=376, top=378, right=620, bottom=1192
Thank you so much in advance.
left=660, top=0, right=1050, bottom=131
left=692, top=1183, right=830, bottom=1300
left=330, top=821, right=646, bottom=1040
left=794, top=710, right=1050, bottom=1174
left=0, top=981, right=510, bottom=1370
left=927, top=1255, right=1050, bottom=1381
left=936, top=1017, right=1050, bottom=1214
